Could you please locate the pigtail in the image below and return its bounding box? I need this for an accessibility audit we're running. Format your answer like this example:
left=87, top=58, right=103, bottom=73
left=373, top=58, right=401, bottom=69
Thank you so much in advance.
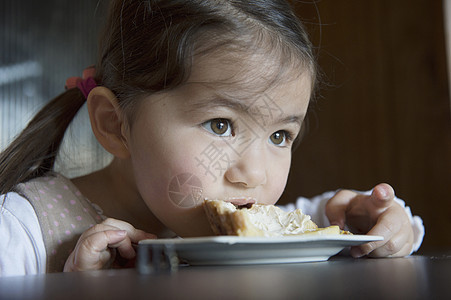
left=0, top=88, right=86, bottom=195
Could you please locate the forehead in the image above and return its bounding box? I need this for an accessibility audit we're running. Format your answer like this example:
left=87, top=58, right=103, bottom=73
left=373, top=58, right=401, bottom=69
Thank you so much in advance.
left=183, top=49, right=313, bottom=111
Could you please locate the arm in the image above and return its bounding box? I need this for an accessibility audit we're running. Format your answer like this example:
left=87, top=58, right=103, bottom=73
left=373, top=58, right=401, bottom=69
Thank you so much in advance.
left=0, top=193, right=46, bottom=276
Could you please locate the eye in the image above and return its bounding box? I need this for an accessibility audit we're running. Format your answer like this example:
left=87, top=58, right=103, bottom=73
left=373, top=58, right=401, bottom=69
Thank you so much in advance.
left=269, top=130, right=291, bottom=147
left=202, top=118, right=233, bottom=137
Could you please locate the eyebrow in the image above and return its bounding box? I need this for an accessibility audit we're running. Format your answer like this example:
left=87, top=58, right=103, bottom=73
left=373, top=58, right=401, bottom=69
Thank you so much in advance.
left=187, top=95, right=305, bottom=126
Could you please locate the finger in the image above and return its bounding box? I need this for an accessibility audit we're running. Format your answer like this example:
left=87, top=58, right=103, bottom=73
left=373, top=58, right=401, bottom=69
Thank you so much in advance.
left=75, top=230, right=127, bottom=270
left=103, top=218, right=136, bottom=232
left=350, top=219, right=395, bottom=257
left=368, top=234, right=413, bottom=258
left=102, top=218, right=157, bottom=241
left=390, top=239, right=414, bottom=257
left=370, top=183, right=395, bottom=210
left=109, top=231, right=154, bottom=261
left=350, top=206, right=407, bottom=257
left=367, top=221, right=414, bottom=257
left=100, top=218, right=156, bottom=259
left=65, top=223, right=125, bottom=272
left=109, top=235, right=136, bottom=260
left=123, top=228, right=157, bottom=244
left=78, top=222, right=123, bottom=240
left=325, top=189, right=356, bottom=229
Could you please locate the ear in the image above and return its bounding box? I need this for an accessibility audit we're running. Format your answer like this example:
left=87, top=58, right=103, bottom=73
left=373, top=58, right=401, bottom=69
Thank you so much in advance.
left=87, top=87, right=130, bottom=159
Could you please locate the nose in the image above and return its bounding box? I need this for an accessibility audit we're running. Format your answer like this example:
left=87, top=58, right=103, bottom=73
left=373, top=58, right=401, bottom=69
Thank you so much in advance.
left=224, top=147, right=267, bottom=188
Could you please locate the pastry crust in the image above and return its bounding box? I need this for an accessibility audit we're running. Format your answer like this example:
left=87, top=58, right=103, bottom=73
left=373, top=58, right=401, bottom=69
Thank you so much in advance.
left=203, top=199, right=345, bottom=237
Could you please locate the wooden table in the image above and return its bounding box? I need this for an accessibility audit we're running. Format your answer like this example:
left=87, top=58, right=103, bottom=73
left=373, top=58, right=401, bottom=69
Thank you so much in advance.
left=1, top=253, right=450, bottom=299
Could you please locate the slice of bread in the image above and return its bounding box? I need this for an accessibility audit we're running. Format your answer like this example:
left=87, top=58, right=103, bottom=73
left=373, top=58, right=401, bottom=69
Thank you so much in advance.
left=203, top=199, right=345, bottom=237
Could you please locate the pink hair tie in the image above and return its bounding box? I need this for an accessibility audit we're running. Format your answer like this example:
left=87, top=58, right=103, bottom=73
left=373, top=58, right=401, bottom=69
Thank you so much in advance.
left=65, top=66, right=97, bottom=98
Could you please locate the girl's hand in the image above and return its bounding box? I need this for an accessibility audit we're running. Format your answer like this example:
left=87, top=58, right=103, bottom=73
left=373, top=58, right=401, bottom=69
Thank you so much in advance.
left=64, top=218, right=156, bottom=272
left=325, top=183, right=414, bottom=258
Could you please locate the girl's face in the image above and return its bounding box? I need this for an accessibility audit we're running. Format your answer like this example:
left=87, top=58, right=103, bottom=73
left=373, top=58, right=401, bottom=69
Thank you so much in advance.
left=124, top=51, right=312, bottom=237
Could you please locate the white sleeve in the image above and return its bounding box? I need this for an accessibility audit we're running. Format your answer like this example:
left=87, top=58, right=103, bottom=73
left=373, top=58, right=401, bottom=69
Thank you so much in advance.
left=279, top=190, right=425, bottom=254
left=0, top=192, right=46, bottom=276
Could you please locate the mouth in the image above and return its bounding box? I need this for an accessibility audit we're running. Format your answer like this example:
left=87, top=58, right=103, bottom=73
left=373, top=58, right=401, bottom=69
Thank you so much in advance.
left=205, top=197, right=257, bottom=209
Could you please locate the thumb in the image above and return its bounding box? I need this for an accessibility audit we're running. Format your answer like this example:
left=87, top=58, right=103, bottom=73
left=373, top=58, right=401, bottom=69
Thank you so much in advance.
left=113, top=230, right=156, bottom=260
left=370, top=183, right=395, bottom=209
left=325, top=189, right=356, bottom=229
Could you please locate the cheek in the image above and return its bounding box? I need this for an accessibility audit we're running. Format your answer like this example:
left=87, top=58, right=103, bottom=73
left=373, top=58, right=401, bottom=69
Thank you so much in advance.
left=265, top=157, right=291, bottom=205
left=131, top=137, right=216, bottom=237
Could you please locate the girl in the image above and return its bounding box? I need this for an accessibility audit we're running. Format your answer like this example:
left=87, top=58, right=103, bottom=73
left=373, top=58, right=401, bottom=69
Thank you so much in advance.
left=0, top=0, right=423, bottom=276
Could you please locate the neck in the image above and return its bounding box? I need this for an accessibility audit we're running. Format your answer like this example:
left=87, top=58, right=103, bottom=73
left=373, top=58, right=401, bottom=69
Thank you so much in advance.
left=71, top=159, right=171, bottom=237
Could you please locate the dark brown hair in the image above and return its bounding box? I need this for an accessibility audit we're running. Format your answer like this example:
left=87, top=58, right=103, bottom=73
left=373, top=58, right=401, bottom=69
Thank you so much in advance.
left=0, top=0, right=317, bottom=195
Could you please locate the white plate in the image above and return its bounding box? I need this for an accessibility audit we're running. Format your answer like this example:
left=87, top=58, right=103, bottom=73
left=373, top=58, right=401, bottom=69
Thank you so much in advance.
left=138, top=235, right=383, bottom=265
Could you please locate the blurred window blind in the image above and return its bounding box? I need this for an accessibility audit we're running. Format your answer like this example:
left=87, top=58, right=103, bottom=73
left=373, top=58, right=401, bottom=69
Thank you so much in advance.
left=0, top=0, right=111, bottom=177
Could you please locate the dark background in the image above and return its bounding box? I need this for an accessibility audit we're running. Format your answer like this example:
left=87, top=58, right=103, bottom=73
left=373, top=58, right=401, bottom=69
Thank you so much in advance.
left=1, top=1, right=450, bottom=252
left=281, top=0, right=451, bottom=253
